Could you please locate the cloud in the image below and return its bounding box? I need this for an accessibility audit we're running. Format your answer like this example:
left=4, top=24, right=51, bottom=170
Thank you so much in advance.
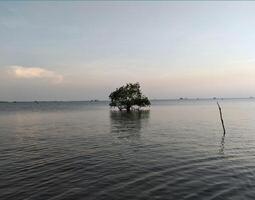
left=228, top=58, right=255, bottom=65
left=10, top=66, right=63, bottom=83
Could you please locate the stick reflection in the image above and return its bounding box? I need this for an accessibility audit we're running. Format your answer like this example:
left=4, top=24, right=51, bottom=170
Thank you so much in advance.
left=219, top=135, right=225, bottom=154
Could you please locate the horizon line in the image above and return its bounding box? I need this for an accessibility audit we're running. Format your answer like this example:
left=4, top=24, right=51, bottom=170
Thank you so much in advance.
left=1, top=97, right=254, bottom=103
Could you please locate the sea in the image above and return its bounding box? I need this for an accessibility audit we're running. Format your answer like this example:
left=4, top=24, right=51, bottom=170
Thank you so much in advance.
left=1, top=99, right=255, bottom=200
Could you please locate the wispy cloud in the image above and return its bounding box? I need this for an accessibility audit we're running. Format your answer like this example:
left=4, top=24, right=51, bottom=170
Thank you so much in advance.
left=228, top=58, right=255, bottom=65
left=10, top=66, right=63, bottom=83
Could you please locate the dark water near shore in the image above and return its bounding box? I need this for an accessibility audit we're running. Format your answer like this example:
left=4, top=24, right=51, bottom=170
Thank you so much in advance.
left=1, top=99, right=255, bottom=200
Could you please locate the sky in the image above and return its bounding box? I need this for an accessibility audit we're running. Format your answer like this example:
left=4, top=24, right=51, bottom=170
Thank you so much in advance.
left=1, top=1, right=255, bottom=101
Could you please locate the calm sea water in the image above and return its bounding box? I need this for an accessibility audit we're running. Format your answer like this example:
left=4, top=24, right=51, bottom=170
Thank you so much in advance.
left=1, top=99, right=255, bottom=200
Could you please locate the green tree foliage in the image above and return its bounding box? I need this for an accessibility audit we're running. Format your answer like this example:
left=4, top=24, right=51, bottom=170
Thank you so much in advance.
left=109, top=82, right=151, bottom=111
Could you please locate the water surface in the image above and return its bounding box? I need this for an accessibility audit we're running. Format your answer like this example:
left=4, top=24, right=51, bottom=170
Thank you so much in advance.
left=1, top=99, right=255, bottom=199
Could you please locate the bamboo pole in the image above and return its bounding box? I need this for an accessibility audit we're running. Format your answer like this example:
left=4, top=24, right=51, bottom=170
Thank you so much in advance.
left=217, top=102, right=226, bottom=135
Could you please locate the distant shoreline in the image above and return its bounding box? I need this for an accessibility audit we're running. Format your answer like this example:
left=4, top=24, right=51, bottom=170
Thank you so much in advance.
left=0, top=97, right=254, bottom=103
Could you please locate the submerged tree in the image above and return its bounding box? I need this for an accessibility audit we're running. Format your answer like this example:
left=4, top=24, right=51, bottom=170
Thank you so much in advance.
left=109, top=82, right=150, bottom=111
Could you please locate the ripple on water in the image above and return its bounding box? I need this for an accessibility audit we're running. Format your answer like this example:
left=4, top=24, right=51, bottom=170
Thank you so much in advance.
left=1, top=100, right=255, bottom=199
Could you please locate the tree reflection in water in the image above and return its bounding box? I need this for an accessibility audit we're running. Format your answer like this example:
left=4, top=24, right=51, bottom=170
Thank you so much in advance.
left=110, top=110, right=150, bottom=140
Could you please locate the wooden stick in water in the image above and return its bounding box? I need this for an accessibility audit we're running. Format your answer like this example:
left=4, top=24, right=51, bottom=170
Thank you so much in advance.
left=217, top=102, right=226, bottom=135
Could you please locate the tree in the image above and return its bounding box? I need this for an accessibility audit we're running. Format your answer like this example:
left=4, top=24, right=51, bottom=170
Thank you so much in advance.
left=109, top=82, right=151, bottom=111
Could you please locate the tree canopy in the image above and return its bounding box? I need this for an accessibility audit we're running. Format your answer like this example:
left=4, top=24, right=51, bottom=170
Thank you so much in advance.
left=109, top=82, right=150, bottom=111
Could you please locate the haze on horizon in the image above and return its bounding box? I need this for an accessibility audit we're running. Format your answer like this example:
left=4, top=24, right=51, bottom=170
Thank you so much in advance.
left=1, top=1, right=255, bottom=101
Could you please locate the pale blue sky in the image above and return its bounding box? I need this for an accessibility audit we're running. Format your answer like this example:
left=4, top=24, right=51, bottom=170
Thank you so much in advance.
left=1, top=1, right=255, bottom=101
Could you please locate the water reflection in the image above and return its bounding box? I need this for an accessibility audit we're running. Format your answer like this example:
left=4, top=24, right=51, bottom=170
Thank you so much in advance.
left=219, top=135, right=225, bottom=154
left=110, top=110, right=150, bottom=140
